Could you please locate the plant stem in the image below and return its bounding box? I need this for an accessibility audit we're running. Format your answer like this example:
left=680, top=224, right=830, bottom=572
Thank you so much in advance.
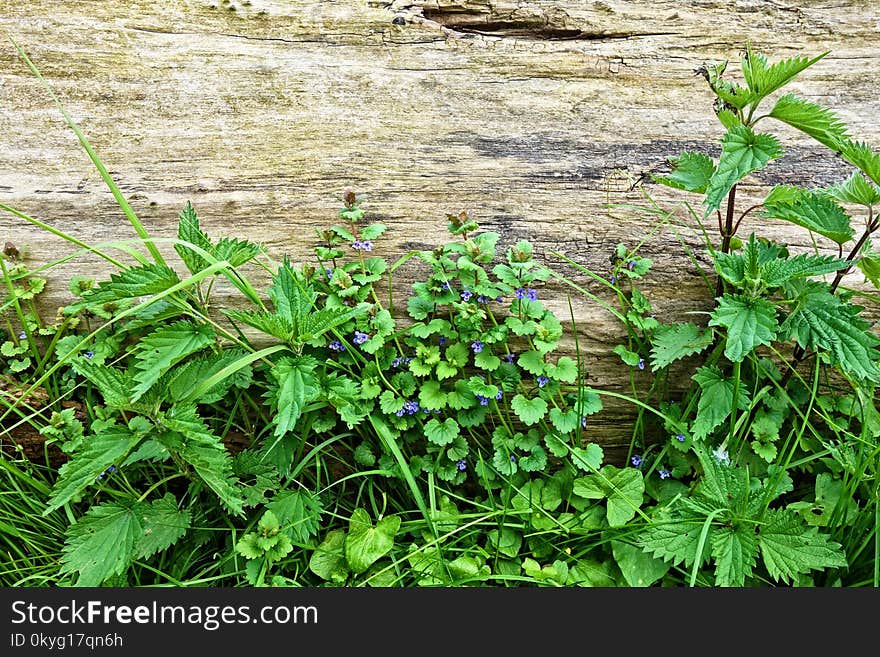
left=715, top=185, right=738, bottom=298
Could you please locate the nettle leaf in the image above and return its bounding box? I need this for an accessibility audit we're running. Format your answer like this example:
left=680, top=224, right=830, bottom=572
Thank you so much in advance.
left=649, top=322, right=713, bottom=370
left=175, top=201, right=213, bottom=275
left=652, top=151, right=715, bottom=193
left=267, top=489, right=324, bottom=544
left=511, top=394, right=548, bottom=426
left=691, top=366, right=750, bottom=440
left=166, top=349, right=254, bottom=404
left=131, top=321, right=216, bottom=401
left=73, top=263, right=181, bottom=309
left=759, top=509, right=847, bottom=584
left=711, top=524, right=758, bottom=587
left=46, top=427, right=143, bottom=514
left=134, top=493, right=192, bottom=560
left=761, top=187, right=853, bottom=245
left=705, top=125, right=783, bottom=214
left=709, top=294, right=778, bottom=362
left=267, top=356, right=320, bottom=437
left=741, top=48, right=827, bottom=102
left=769, top=93, right=850, bottom=151
left=836, top=139, right=880, bottom=188
left=424, top=417, right=460, bottom=446
left=212, top=237, right=263, bottom=267
left=60, top=500, right=143, bottom=586
left=71, top=360, right=133, bottom=410
left=639, top=511, right=708, bottom=570
left=345, top=508, right=401, bottom=575
left=159, top=405, right=244, bottom=516
left=783, top=285, right=880, bottom=381
left=760, top=253, right=849, bottom=288
left=825, top=172, right=880, bottom=207
left=572, top=465, right=645, bottom=527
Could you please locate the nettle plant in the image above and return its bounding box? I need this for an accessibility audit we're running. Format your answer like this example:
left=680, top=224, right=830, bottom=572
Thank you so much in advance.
left=621, top=44, right=880, bottom=585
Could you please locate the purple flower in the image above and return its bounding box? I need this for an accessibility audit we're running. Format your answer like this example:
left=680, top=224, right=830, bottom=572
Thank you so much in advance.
left=471, top=340, right=484, bottom=354
left=537, top=376, right=549, bottom=388
left=391, top=357, right=403, bottom=368
left=628, top=260, right=636, bottom=270
left=96, top=464, right=117, bottom=481
left=674, top=433, right=686, bottom=443
left=477, top=295, right=489, bottom=304
left=403, top=400, right=420, bottom=415
left=395, top=408, right=405, bottom=417
left=352, top=240, right=362, bottom=250
left=659, top=469, right=671, bottom=479
left=495, top=296, right=503, bottom=303
left=18, top=331, right=26, bottom=340
left=515, top=288, right=526, bottom=300
left=328, top=341, right=345, bottom=352
left=503, top=353, right=516, bottom=364
left=637, top=358, right=645, bottom=370
left=631, top=455, right=643, bottom=468
left=610, top=274, right=617, bottom=285
left=456, top=459, right=467, bottom=472
left=325, top=268, right=333, bottom=279
left=352, top=240, right=372, bottom=251
left=353, top=331, right=369, bottom=345
left=461, top=290, right=473, bottom=302
left=83, top=351, right=94, bottom=359
left=476, top=395, right=490, bottom=406
left=526, top=288, right=538, bottom=302
left=581, top=416, right=588, bottom=429
left=438, top=336, right=447, bottom=346
left=495, top=390, right=503, bottom=400
left=510, top=455, right=517, bottom=463
left=441, top=282, right=451, bottom=291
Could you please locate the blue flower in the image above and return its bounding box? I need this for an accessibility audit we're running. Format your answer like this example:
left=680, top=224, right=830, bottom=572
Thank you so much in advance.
left=631, top=454, right=643, bottom=468
left=659, top=469, right=671, bottom=479
left=495, top=390, right=503, bottom=400
left=83, top=351, right=95, bottom=359
left=471, top=340, right=484, bottom=354
left=610, top=274, right=617, bottom=285
left=581, top=416, right=588, bottom=429
left=395, top=408, right=405, bottom=417
left=495, top=296, right=503, bottom=303
left=461, top=290, right=473, bottom=302
left=391, top=357, right=403, bottom=368
left=441, top=282, right=451, bottom=291
left=403, top=400, right=420, bottom=415
left=438, top=336, right=446, bottom=346
left=328, top=341, right=345, bottom=352
left=674, top=433, right=686, bottom=443
left=526, top=288, right=538, bottom=302
left=476, top=395, right=490, bottom=406
left=96, top=464, right=117, bottom=481
left=515, top=287, right=526, bottom=300
left=628, top=260, right=636, bottom=270
left=18, top=331, right=26, bottom=340
left=352, top=240, right=372, bottom=251
left=637, top=358, right=645, bottom=370
left=456, top=459, right=467, bottom=472
left=537, top=375, right=549, bottom=388
left=353, top=331, right=369, bottom=345
left=510, top=455, right=517, bottom=463
left=325, top=268, right=333, bottom=279
left=503, top=352, right=516, bottom=364
left=477, top=295, right=489, bottom=304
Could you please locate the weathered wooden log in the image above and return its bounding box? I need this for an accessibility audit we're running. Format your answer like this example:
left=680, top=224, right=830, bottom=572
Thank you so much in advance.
left=2, top=0, right=879, bottom=461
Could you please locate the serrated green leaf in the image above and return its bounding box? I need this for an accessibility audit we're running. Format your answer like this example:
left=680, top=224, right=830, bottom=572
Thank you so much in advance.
left=345, top=508, right=401, bottom=574
left=166, top=349, right=254, bottom=404
left=70, top=361, right=133, bottom=410
left=548, top=356, right=578, bottom=383
left=639, top=512, right=708, bottom=570
left=742, top=48, right=827, bottom=102
left=649, top=322, right=713, bottom=370
left=159, top=405, right=243, bottom=516
left=134, top=493, right=191, bottom=560
left=652, top=151, right=715, bottom=193
left=60, top=501, right=143, bottom=586
left=783, top=285, right=880, bottom=381
left=267, top=356, right=320, bottom=437
left=268, top=489, right=323, bottom=543
left=711, top=524, right=758, bottom=587
left=769, top=93, right=850, bottom=151
left=131, top=321, right=215, bottom=401
left=46, top=428, right=143, bottom=513
left=761, top=187, right=853, bottom=244
left=759, top=509, right=847, bottom=584
left=709, top=294, right=778, bottom=362
left=360, top=223, right=387, bottom=240
left=825, top=172, right=880, bottom=207
left=73, top=263, right=181, bottom=310
left=570, top=443, right=604, bottom=472
left=692, top=366, right=750, bottom=440
left=309, top=529, right=349, bottom=583
left=835, top=139, right=880, bottom=188
left=212, top=236, right=263, bottom=267
left=705, top=125, right=783, bottom=214
left=517, top=350, right=546, bottom=375
left=175, top=201, right=213, bottom=275
left=549, top=408, right=580, bottom=434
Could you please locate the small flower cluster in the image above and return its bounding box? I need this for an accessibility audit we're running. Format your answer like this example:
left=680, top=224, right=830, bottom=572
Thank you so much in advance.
left=456, top=459, right=467, bottom=472
left=96, top=464, right=117, bottom=481
left=329, top=341, right=346, bottom=352
left=471, top=340, right=484, bottom=354
left=536, top=375, right=549, bottom=388
left=353, top=331, right=369, bottom=345
left=515, top=287, right=538, bottom=301
left=351, top=240, right=373, bottom=251
left=395, top=400, right=420, bottom=417
left=391, top=356, right=413, bottom=368
left=475, top=390, right=503, bottom=406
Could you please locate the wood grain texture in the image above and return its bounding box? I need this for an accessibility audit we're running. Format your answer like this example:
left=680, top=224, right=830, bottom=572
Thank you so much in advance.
left=2, top=0, right=879, bottom=457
